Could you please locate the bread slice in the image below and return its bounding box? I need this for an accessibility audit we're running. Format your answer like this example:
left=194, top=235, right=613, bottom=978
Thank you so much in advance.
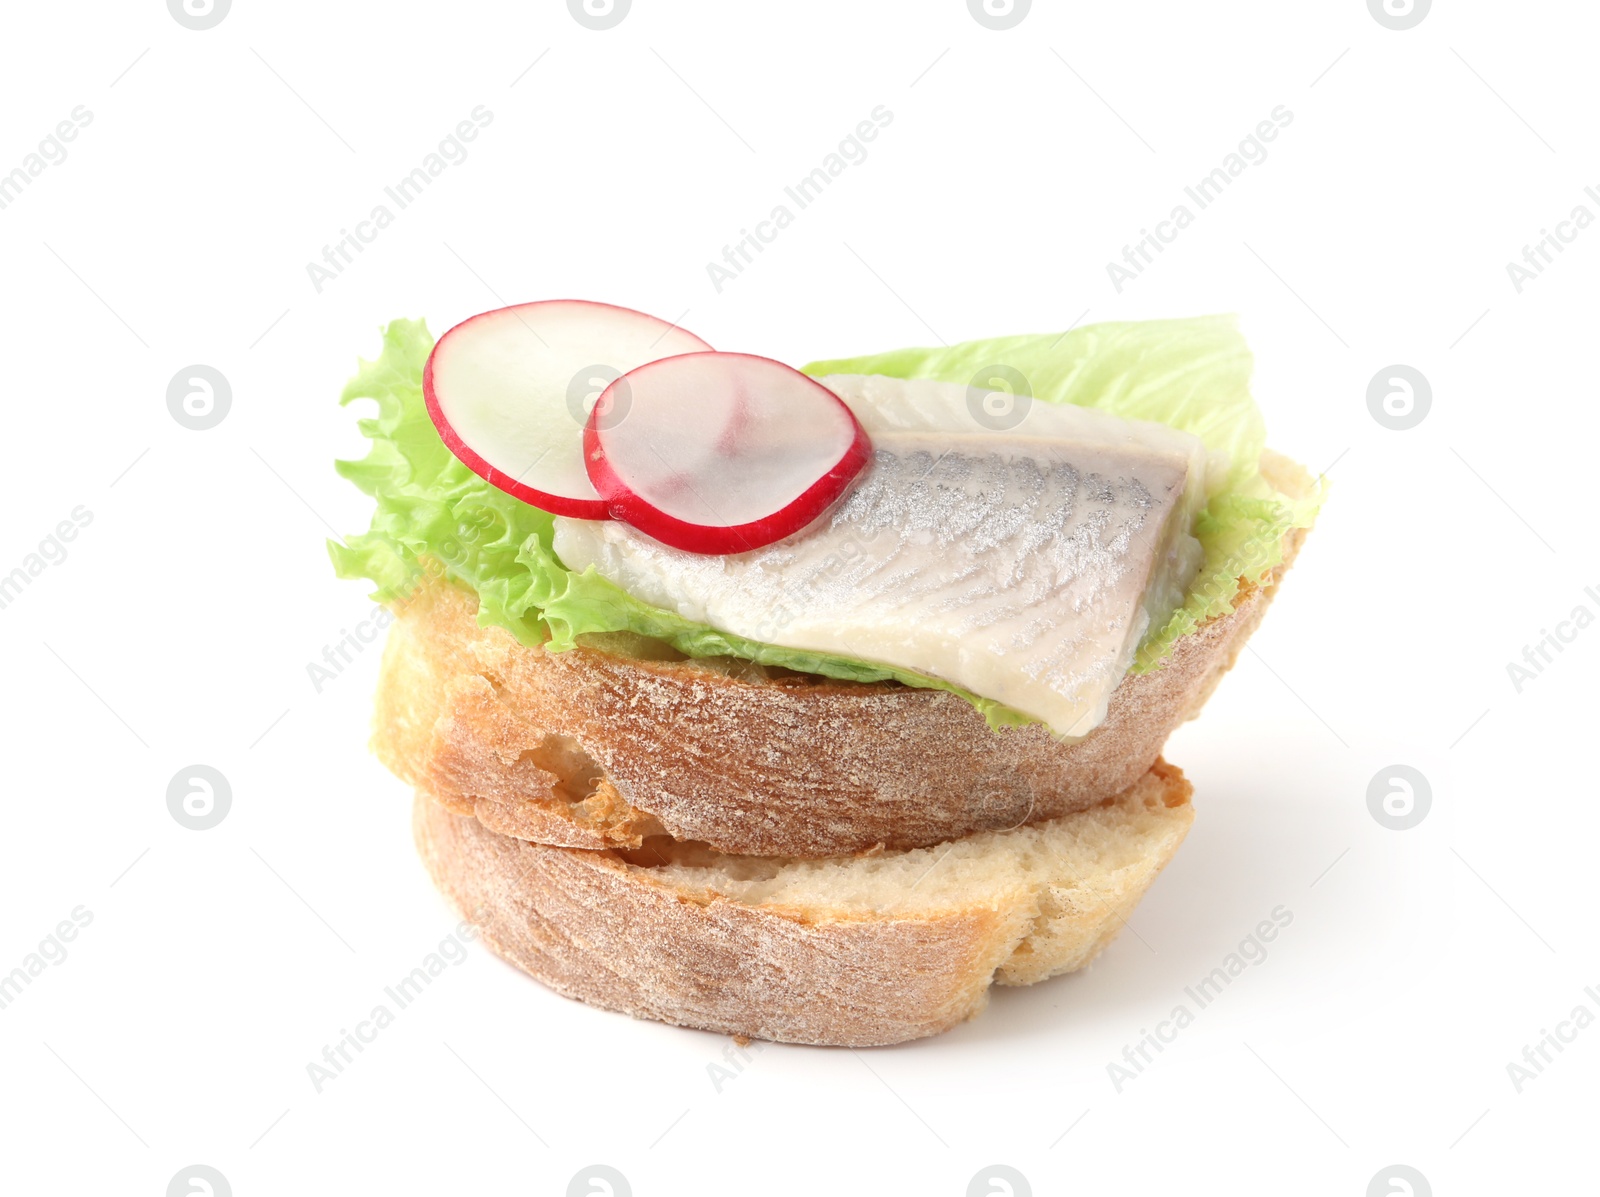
left=414, top=759, right=1194, bottom=1046
left=376, top=451, right=1308, bottom=857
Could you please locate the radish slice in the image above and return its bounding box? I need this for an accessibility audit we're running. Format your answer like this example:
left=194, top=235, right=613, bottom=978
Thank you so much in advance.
left=583, top=352, right=872, bottom=554
left=424, top=301, right=711, bottom=518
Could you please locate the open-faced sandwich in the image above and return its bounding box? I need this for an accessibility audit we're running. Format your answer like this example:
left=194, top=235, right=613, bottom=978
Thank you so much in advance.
left=332, top=302, right=1319, bottom=1046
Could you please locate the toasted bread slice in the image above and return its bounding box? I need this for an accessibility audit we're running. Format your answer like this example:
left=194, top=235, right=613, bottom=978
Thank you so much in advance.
left=414, top=760, right=1194, bottom=1046
left=374, top=453, right=1307, bottom=857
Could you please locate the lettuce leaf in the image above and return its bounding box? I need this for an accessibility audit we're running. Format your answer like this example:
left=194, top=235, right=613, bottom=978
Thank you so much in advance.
left=330, top=315, right=1315, bottom=732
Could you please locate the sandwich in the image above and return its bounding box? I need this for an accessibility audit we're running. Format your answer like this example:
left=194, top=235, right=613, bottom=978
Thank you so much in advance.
left=332, top=302, right=1319, bottom=1046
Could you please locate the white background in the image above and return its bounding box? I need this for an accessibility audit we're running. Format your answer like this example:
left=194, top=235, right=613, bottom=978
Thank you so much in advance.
left=0, top=1, right=1592, bottom=1194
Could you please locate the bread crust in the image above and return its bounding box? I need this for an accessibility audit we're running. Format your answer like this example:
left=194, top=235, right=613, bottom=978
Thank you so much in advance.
left=413, top=763, right=1194, bottom=1046
left=375, top=517, right=1301, bottom=857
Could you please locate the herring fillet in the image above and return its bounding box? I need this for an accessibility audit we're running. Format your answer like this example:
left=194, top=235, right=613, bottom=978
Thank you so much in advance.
left=552, top=378, right=1207, bottom=736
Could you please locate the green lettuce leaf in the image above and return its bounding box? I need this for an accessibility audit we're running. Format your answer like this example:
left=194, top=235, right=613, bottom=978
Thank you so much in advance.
left=331, top=315, right=1316, bottom=732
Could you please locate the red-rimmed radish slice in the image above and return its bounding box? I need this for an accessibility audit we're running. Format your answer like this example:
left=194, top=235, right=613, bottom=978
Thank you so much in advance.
left=424, top=300, right=711, bottom=519
left=583, top=352, right=872, bottom=554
